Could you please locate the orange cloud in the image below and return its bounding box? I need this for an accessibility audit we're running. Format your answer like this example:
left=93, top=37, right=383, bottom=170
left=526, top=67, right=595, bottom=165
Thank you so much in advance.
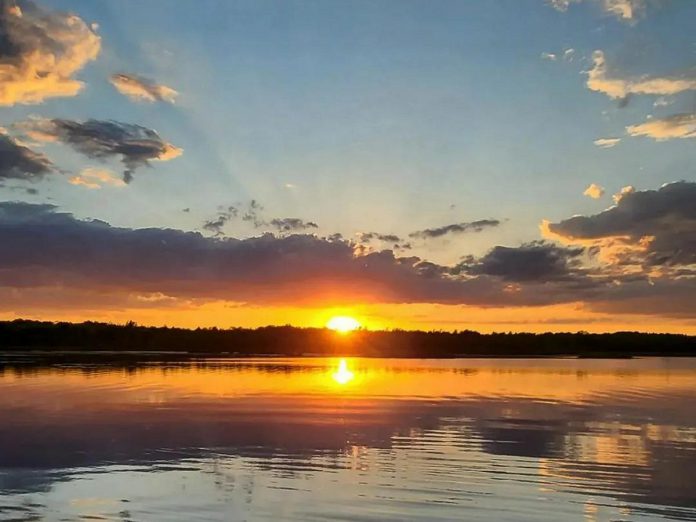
left=626, top=113, right=696, bottom=140
left=583, top=183, right=605, bottom=199
left=69, top=168, right=126, bottom=189
left=110, top=74, right=178, bottom=103
left=0, top=1, right=101, bottom=106
left=587, top=51, right=696, bottom=100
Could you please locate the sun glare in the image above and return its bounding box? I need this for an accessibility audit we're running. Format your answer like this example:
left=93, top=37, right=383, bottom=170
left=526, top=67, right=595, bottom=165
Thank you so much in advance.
left=332, top=359, right=355, bottom=385
left=326, top=315, right=361, bottom=333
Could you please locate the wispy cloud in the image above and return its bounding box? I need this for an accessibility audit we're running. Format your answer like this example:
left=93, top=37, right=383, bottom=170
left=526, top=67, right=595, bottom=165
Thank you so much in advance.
left=269, top=218, right=319, bottom=233
left=110, top=74, right=178, bottom=103
left=548, top=0, right=649, bottom=22
left=587, top=50, right=696, bottom=100
left=69, top=168, right=126, bottom=189
left=593, top=137, right=621, bottom=148
left=626, top=113, right=696, bottom=140
left=0, top=0, right=100, bottom=106
left=409, top=219, right=501, bottom=239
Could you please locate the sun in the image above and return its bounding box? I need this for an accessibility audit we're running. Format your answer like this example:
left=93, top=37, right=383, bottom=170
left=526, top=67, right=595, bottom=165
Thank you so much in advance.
left=326, top=315, right=361, bottom=334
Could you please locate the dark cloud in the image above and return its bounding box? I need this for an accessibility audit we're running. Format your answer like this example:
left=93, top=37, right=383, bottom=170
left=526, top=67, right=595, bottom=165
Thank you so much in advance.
left=544, top=181, right=696, bottom=270
left=0, top=183, right=41, bottom=195
left=0, top=133, right=53, bottom=181
left=17, top=118, right=182, bottom=183
left=241, top=199, right=264, bottom=227
left=1, top=201, right=694, bottom=315
left=0, top=0, right=101, bottom=106
left=201, top=201, right=318, bottom=236
left=455, top=241, right=587, bottom=282
left=358, top=232, right=402, bottom=243
left=410, top=219, right=501, bottom=239
left=0, top=202, right=602, bottom=308
left=202, top=206, right=238, bottom=236
left=269, top=218, right=318, bottom=233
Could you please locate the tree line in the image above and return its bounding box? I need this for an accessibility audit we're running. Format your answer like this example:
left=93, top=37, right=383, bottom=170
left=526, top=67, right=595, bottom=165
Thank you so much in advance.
left=0, top=319, right=694, bottom=357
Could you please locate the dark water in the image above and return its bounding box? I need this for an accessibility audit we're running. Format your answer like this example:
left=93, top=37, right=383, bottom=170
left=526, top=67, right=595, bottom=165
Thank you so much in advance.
left=1, top=356, right=695, bottom=521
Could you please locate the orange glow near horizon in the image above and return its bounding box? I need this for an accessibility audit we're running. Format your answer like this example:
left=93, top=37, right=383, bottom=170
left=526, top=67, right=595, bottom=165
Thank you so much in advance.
left=3, top=301, right=696, bottom=335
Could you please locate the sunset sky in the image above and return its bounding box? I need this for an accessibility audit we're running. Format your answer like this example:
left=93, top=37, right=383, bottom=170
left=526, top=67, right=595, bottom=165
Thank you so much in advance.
left=1, top=0, right=695, bottom=332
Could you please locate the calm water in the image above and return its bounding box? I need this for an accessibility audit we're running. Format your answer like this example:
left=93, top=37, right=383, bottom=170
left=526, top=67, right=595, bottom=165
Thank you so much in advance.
left=1, top=357, right=695, bottom=521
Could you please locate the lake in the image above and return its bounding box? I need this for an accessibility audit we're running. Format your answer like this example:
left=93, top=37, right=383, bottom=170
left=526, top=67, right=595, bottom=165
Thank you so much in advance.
left=1, top=356, right=695, bottom=521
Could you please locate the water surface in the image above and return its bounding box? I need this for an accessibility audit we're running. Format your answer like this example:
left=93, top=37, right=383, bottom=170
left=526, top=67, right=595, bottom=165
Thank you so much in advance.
left=1, top=356, right=695, bottom=521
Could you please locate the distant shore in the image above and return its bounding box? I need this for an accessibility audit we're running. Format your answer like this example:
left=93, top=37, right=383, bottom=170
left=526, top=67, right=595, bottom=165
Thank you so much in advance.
left=1, top=319, right=695, bottom=358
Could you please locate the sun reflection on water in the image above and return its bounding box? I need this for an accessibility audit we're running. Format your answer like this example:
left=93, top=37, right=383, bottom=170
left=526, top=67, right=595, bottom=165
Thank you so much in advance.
left=332, top=359, right=355, bottom=385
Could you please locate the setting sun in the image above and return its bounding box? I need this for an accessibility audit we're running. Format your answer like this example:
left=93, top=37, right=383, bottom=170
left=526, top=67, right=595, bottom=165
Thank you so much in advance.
left=326, top=316, right=361, bottom=333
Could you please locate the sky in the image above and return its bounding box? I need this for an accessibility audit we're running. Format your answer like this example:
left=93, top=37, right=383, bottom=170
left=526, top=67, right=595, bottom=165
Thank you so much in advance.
left=1, top=0, right=695, bottom=333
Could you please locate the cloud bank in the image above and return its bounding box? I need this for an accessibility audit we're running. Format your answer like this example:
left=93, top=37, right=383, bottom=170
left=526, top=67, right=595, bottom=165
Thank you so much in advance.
left=1, top=198, right=694, bottom=316
left=544, top=181, right=696, bottom=274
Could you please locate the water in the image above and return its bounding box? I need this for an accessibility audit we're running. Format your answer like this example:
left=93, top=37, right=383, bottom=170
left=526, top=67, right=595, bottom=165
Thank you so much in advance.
left=1, top=356, right=695, bottom=521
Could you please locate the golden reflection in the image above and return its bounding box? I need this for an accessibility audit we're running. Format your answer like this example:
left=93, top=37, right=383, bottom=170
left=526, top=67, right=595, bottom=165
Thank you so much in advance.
left=332, top=359, right=355, bottom=385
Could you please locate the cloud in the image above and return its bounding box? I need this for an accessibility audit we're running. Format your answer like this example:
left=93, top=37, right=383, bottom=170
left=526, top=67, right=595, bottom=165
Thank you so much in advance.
left=0, top=201, right=694, bottom=315
left=241, top=199, right=264, bottom=228
left=583, top=183, right=605, bottom=199
left=653, top=97, right=673, bottom=108
left=548, top=0, right=649, bottom=22
left=602, top=0, right=646, bottom=21
left=455, top=241, right=587, bottom=283
left=626, top=113, right=696, bottom=140
left=0, top=202, right=492, bottom=306
left=593, top=137, right=620, bottom=148
left=269, top=218, right=319, bottom=233
left=587, top=51, right=696, bottom=100
left=17, top=118, right=182, bottom=182
left=612, top=185, right=635, bottom=204
left=68, top=168, right=125, bottom=189
left=543, top=181, right=696, bottom=272
left=0, top=133, right=53, bottom=181
left=409, top=219, right=501, bottom=239
left=547, top=0, right=580, bottom=12
left=202, top=206, right=238, bottom=236
left=0, top=0, right=101, bottom=106
left=110, top=73, right=178, bottom=103
left=357, top=232, right=403, bottom=244
left=201, top=201, right=271, bottom=236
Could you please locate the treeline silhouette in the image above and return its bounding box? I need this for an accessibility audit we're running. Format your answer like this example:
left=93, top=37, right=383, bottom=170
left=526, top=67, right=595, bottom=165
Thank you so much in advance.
left=1, top=320, right=695, bottom=357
